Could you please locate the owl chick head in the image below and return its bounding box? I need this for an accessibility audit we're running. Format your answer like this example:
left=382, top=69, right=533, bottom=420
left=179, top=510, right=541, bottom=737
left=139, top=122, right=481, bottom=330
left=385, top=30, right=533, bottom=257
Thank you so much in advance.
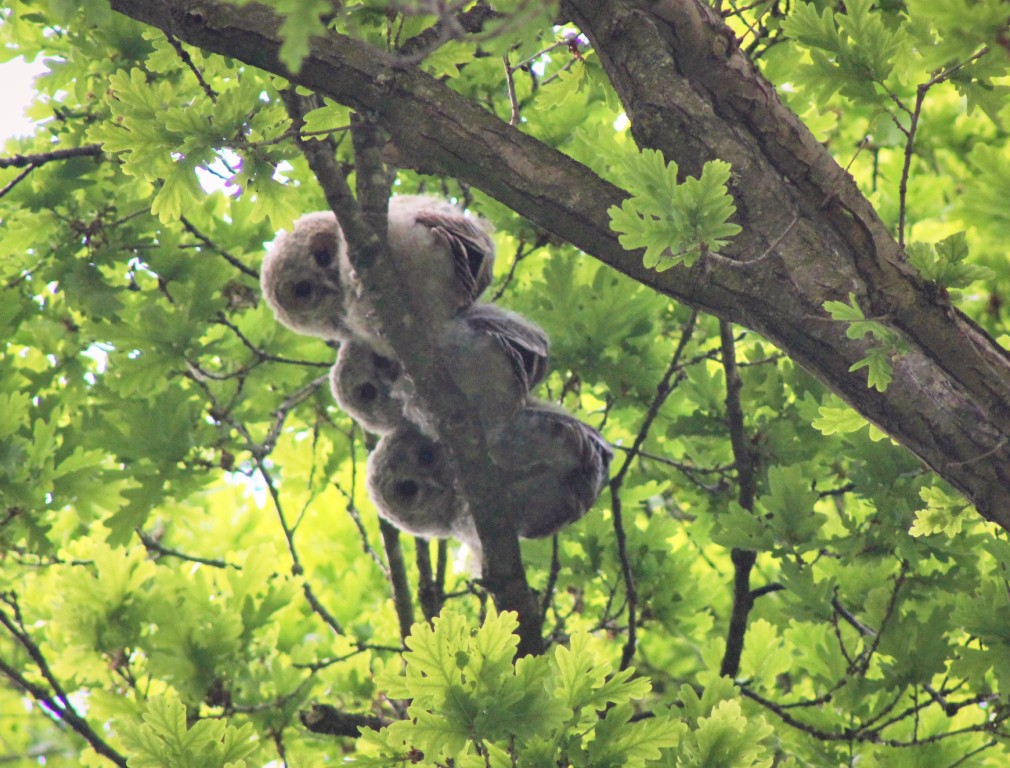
left=366, top=425, right=466, bottom=539
left=261, top=211, right=353, bottom=339
left=330, top=340, right=404, bottom=435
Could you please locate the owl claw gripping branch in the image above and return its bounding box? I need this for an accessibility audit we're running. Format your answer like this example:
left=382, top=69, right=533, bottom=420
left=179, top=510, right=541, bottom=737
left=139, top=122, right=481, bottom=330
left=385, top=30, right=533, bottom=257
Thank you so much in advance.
left=261, top=193, right=611, bottom=552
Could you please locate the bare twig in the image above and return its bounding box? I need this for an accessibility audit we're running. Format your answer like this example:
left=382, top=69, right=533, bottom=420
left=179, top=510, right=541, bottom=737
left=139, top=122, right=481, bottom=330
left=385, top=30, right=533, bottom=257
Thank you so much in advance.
left=299, top=703, right=392, bottom=737
left=379, top=520, right=416, bottom=642
left=610, top=310, right=699, bottom=488
left=718, top=319, right=760, bottom=679
left=853, top=562, right=908, bottom=675
left=831, top=593, right=876, bottom=638
left=394, top=1, right=502, bottom=64
left=180, top=216, right=259, bottom=278
left=165, top=32, right=217, bottom=102
left=612, top=444, right=734, bottom=476
left=334, top=432, right=390, bottom=574
left=0, top=594, right=128, bottom=767
left=260, top=373, right=330, bottom=456
left=255, top=451, right=345, bottom=635
left=946, top=740, right=998, bottom=768
left=0, top=165, right=35, bottom=201
left=609, top=310, right=699, bottom=670
left=0, top=144, right=103, bottom=169
left=489, top=234, right=547, bottom=302
left=136, top=529, right=239, bottom=569
left=897, top=48, right=988, bottom=247
left=504, top=54, right=521, bottom=127
left=741, top=685, right=1010, bottom=746
left=186, top=371, right=345, bottom=635
left=540, top=535, right=562, bottom=623
left=415, top=538, right=442, bottom=622
left=213, top=315, right=333, bottom=370
left=750, top=583, right=784, bottom=599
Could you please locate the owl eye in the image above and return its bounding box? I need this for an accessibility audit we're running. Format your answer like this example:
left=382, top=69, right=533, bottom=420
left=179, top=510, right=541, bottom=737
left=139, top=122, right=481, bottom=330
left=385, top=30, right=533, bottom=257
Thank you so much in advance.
left=394, top=479, right=420, bottom=499
left=357, top=382, right=379, bottom=402
left=308, top=232, right=337, bottom=268
left=312, top=247, right=333, bottom=268
left=292, top=280, right=314, bottom=300
left=372, top=354, right=399, bottom=376
left=417, top=447, right=436, bottom=467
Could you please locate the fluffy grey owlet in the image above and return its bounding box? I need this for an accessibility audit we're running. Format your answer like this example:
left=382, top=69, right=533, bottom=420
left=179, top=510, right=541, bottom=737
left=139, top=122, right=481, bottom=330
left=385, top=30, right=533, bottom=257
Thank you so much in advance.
left=329, top=340, right=405, bottom=435
left=488, top=400, right=613, bottom=538
left=423, top=302, right=550, bottom=436
left=260, top=211, right=352, bottom=340
left=340, top=194, right=497, bottom=350
left=366, top=422, right=476, bottom=544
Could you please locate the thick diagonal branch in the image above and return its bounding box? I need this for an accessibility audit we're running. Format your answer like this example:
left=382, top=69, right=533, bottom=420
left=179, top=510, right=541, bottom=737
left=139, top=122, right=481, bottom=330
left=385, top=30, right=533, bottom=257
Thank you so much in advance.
left=107, top=0, right=1010, bottom=529
left=562, top=0, right=1010, bottom=525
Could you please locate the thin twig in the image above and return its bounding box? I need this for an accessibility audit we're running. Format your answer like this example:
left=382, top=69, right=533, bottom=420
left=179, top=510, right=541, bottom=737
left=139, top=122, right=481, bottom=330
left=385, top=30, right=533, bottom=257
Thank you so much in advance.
left=213, top=315, right=333, bottom=369
left=741, top=685, right=1010, bottom=746
left=0, top=165, right=35, bottom=201
left=611, top=310, right=699, bottom=488
left=165, top=32, right=217, bottom=102
left=187, top=372, right=344, bottom=635
left=260, top=373, right=330, bottom=456
left=611, top=444, right=734, bottom=475
left=0, top=144, right=103, bottom=169
left=946, top=740, right=998, bottom=768
left=750, top=583, right=785, bottom=599
left=255, top=451, right=345, bottom=635
left=896, top=90, right=924, bottom=248
left=136, top=529, right=239, bottom=569
left=504, top=54, right=521, bottom=126
left=510, top=38, right=570, bottom=72
left=854, top=561, right=908, bottom=674
left=394, top=0, right=499, bottom=64
left=335, top=432, right=390, bottom=575
left=489, top=234, right=546, bottom=301
left=180, top=216, right=259, bottom=278
left=540, top=535, right=562, bottom=623
left=609, top=310, right=699, bottom=670
left=718, top=319, right=760, bottom=679
left=415, top=537, right=441, bottom=622
left=896, top=48, right=988, bottom=247
left=0, top=595, right=128, bottom=767
left=379, top=520, right=416, bottom=643
left=831, top=593, right=876, bottom=638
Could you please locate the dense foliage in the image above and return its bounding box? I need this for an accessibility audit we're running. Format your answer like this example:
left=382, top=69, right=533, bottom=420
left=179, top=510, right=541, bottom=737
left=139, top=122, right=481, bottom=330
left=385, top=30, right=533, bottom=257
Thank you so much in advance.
left=1, top=0, right=1009, bottom=765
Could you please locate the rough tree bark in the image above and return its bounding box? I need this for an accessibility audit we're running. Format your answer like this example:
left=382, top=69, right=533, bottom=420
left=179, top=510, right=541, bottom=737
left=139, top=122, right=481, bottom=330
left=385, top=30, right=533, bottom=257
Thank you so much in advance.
left=106, top=0, right=1010, bottom=531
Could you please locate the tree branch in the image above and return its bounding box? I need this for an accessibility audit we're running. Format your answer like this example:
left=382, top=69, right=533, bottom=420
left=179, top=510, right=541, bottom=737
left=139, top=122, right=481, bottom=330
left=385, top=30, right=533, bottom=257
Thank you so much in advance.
left=0, top=595, right=128, bottom=767
left=563, top=0, right=1010, bottom=526
left=415, top=538, right=443, bottom=623
left=718, top=319, right=759, bottom=679
left=608, top=310, right=698, bottom=669
left=299, top=703, right=390, bottom=737
left=378, top=520, right=416, bottom=642
left=106, top=0, right=1010, bottom=529
left=0, top=144, right=103, bottom=168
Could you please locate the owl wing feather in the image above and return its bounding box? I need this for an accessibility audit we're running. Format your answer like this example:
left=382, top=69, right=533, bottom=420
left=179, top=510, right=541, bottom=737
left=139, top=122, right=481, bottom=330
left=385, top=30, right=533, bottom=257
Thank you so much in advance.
left=414, top=212, right=496, bottom=301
